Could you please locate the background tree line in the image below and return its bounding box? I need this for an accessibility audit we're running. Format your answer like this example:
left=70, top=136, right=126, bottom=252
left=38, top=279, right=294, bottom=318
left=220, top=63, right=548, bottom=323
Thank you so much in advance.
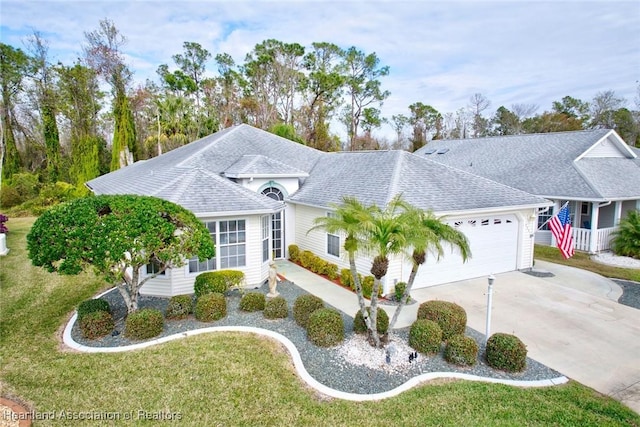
left=1, top=18, right=639, bottom=213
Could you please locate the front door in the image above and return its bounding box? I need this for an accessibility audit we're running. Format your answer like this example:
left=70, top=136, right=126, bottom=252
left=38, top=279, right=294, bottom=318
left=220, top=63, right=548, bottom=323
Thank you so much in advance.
left=261, top=187, right=285, bottom=259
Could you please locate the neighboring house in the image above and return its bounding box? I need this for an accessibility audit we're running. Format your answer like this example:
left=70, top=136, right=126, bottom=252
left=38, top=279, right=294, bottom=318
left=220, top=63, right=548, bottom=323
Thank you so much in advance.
left=87, top=124, right=550, bottom=296
left=415, top=129, right=640, bottom=253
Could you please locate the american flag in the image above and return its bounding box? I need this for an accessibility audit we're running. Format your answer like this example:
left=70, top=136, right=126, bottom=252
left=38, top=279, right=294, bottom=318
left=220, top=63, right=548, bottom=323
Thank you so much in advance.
left=549, top=204, right=575, bottom=259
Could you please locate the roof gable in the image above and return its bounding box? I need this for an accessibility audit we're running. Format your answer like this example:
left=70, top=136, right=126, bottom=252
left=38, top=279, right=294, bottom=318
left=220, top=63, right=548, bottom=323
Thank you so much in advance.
left=224, top=154, right=309, bottom=179
left=576, top=130, right=637, bottom=160
left=414, top=129, right=640, bottom=200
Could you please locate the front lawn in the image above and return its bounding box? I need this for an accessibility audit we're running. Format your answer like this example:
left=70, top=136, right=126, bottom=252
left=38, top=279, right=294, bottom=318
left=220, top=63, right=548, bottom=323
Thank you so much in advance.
left=535, top=245, right=640, bottom=282
left=1, top=217, right=639, bottom=426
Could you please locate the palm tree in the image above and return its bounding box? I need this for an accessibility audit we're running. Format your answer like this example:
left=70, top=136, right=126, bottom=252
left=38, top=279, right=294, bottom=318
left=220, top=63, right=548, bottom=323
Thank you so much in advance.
left=311, top=195, right=413, bottom=347
left=611, top=210, right=640, bottom=259
left=360, top=195, right=411, bottom=346
left=388, top=206, right=471, bottom=329
left=309, top=196, right=376, bottom=335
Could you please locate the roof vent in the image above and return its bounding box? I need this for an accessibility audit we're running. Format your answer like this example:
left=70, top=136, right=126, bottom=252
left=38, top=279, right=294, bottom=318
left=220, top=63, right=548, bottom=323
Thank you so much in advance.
left=436, top=148, right=449, bottom=154
left=423, top=149, right=436, bottom=155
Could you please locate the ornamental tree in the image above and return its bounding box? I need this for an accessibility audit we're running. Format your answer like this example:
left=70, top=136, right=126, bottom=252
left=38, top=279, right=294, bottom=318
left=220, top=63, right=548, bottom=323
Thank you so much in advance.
left=27, top=195, right=215, bottom=313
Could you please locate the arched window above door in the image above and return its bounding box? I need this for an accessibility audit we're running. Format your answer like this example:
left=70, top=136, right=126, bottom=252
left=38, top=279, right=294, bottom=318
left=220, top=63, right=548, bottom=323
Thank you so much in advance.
left=261, top=187, right=284, bottom=201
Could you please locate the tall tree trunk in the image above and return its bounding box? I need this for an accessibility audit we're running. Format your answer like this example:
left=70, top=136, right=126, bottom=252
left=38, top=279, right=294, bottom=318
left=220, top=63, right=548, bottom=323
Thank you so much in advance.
left=389, top=261, right=420, bottom=330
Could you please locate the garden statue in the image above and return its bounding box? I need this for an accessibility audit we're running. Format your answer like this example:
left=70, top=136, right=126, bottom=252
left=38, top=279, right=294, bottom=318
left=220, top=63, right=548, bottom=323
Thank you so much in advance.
left=267, top=261, right=279, bottom=297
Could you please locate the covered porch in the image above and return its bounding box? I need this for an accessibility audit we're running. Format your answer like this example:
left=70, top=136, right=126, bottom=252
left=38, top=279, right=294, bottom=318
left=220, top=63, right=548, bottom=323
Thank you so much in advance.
left=536, top=199, right=639, bottom=253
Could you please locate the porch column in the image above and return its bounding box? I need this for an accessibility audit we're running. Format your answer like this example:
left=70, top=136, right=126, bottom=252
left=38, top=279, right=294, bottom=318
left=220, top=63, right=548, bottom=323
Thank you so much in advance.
left=588, top=202, right=600, bottom=254
left=550, top=201, right=562, bottom=247
left=614, top=201, right=622, bottom=226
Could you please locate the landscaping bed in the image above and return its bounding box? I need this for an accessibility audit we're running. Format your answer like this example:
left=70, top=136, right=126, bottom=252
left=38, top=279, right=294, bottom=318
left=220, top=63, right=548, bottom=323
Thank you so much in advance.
left=70, top=280, right=562, bottom=395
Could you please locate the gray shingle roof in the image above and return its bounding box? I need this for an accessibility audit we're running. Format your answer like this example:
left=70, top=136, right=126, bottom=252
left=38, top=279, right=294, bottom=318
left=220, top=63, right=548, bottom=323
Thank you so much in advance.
left=86, top=124, right=319, bottom=214
left=224, top=155, right=309, bottom=178
left=414, top=129, right=640, bottom=200
left=289, top=150, right=548, bottom=213
left=87, top=124, right=550, bottom=216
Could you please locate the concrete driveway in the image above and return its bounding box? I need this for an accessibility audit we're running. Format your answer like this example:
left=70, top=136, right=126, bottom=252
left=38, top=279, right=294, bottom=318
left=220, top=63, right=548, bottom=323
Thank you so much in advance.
left=409, top=260, right=640, bottom=414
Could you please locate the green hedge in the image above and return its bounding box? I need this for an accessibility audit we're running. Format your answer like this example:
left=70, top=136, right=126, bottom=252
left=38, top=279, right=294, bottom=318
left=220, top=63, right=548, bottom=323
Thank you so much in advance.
left=306, top=308, right=344, bottom=347
left=195, top=293, right=227, bottom=322
left=194, top=270, right=244, bottom=297
left=165, top=294, right=193, bottom=320
left=394, top=282, right=408, bottom=302
left=409, top=319, right=443, bottom=355
left=288, top=244, right=301, bottom=263
left=353, top=307, right=389, bottom=335
left=264, top=296, right=288, bottom=319
left=125, top=308, right=164, bottom=340
left=79, top=311, right=114, bottom=339
left=444, top=334, right=478, bottom=366
left=77, top=298, right=111, bottom=321
left=417, top=300, right=467, bottom=340
left=485, top=333, right=527, bottom=372
left=293, top=294, right=325, bottom=328
left=239, top=292, right=266, bottom=312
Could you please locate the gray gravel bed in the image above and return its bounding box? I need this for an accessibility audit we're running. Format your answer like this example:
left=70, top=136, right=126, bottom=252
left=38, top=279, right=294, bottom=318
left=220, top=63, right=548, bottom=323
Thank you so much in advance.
left=614, top=279, right=640, bottom=310
left=72, top=280, right=562, bottom=395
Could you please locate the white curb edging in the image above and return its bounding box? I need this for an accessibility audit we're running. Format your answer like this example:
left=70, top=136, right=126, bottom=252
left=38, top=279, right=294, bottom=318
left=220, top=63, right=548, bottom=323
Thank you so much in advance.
left=63, top=312, right=568, bottom=402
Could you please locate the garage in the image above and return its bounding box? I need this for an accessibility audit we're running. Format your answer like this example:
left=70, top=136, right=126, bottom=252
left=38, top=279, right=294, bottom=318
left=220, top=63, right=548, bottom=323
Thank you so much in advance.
left=411, top=214, right=519, bottom=288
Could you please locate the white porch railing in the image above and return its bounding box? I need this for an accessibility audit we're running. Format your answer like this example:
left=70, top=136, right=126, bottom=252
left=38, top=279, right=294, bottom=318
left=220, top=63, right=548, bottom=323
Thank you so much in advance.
left=572, top=226, right=617, bottom=252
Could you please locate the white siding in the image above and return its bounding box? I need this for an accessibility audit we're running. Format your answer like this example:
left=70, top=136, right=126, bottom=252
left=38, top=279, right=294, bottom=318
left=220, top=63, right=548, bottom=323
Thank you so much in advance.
left=292, top=203, right=374, bottom=280
left=140, top=267, right=174, bottom=297
left=583, top=137, right=627, bottom=158
left=518, top=211, right=537, bottom=269
left=141, top=214, right=269, bottom=297
left=294, top=204, right=536, bottom=292
left=535, top=231, right=553, bottom=246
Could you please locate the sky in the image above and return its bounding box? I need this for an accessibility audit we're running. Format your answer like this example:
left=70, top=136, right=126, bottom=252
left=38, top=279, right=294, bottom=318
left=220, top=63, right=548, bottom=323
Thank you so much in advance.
left=1, top=0, right=639, bottom=140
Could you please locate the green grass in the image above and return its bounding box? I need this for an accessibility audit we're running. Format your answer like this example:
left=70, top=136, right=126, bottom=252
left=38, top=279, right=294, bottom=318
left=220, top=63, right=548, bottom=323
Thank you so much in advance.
left=535, top=245, right=640, bottom=282
left=1, top=218, right=639, bottom=426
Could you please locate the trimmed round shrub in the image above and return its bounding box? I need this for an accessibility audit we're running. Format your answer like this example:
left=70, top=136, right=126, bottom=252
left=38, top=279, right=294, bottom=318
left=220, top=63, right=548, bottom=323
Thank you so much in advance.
left=77, top=298, right=111, bottom=321
left=194, top=270, right=245, bottom=297
left=417, top=300, right=467, bottom=340
left=79, top=311, right=114, bottom=339
left=293, top=294, right=325, bottom=328
left=353, top=307, right=389, bottom=335
left=444, top=334, right=479, bottom=366
left=264, top=296, right=288, bottom=319
left=125, top=308, right=164, bottom=340
left=240, top=292, right=266, bottom=312
left=485, top=333, right=528, bottom=372
left=165, top=294, right=193, bottom=320
left=194, top=293, right=227, bottom=322
left=394, top=282, right=408, bottom=301
left=194, top=272, right=227, bottom=297
left=306, top=308, right=344, bottom=347
left=409, top=319, right=443, bottom=355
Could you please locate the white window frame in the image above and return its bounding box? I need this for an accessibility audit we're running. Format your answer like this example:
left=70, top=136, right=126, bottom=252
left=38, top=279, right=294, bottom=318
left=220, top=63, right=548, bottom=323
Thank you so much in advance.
left=219, top=219, right=247, bottom=268
left=145, top=260, right=167, bottom=277
left=261, top=215, right=270, bottom=263
left=188, top=221, right=217, bottom=274
left=326, top=212, right=340, bottom=258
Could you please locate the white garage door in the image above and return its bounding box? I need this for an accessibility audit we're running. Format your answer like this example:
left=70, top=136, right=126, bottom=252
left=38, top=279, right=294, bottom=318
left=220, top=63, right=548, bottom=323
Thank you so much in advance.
left=412, top=214, right=519, bottom=288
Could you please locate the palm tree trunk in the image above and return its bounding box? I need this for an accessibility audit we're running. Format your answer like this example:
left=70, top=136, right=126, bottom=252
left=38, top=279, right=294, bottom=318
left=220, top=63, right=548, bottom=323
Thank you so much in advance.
left=389, top=262, right=419, bottom=330
left=349, top=251, right=369, bottom=330
left=369, top=278, right=382, bottom=347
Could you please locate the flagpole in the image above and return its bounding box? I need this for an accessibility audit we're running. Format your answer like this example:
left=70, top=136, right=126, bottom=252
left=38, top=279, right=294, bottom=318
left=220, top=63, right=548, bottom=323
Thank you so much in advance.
left=537, top=201, right=570, bottom=231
